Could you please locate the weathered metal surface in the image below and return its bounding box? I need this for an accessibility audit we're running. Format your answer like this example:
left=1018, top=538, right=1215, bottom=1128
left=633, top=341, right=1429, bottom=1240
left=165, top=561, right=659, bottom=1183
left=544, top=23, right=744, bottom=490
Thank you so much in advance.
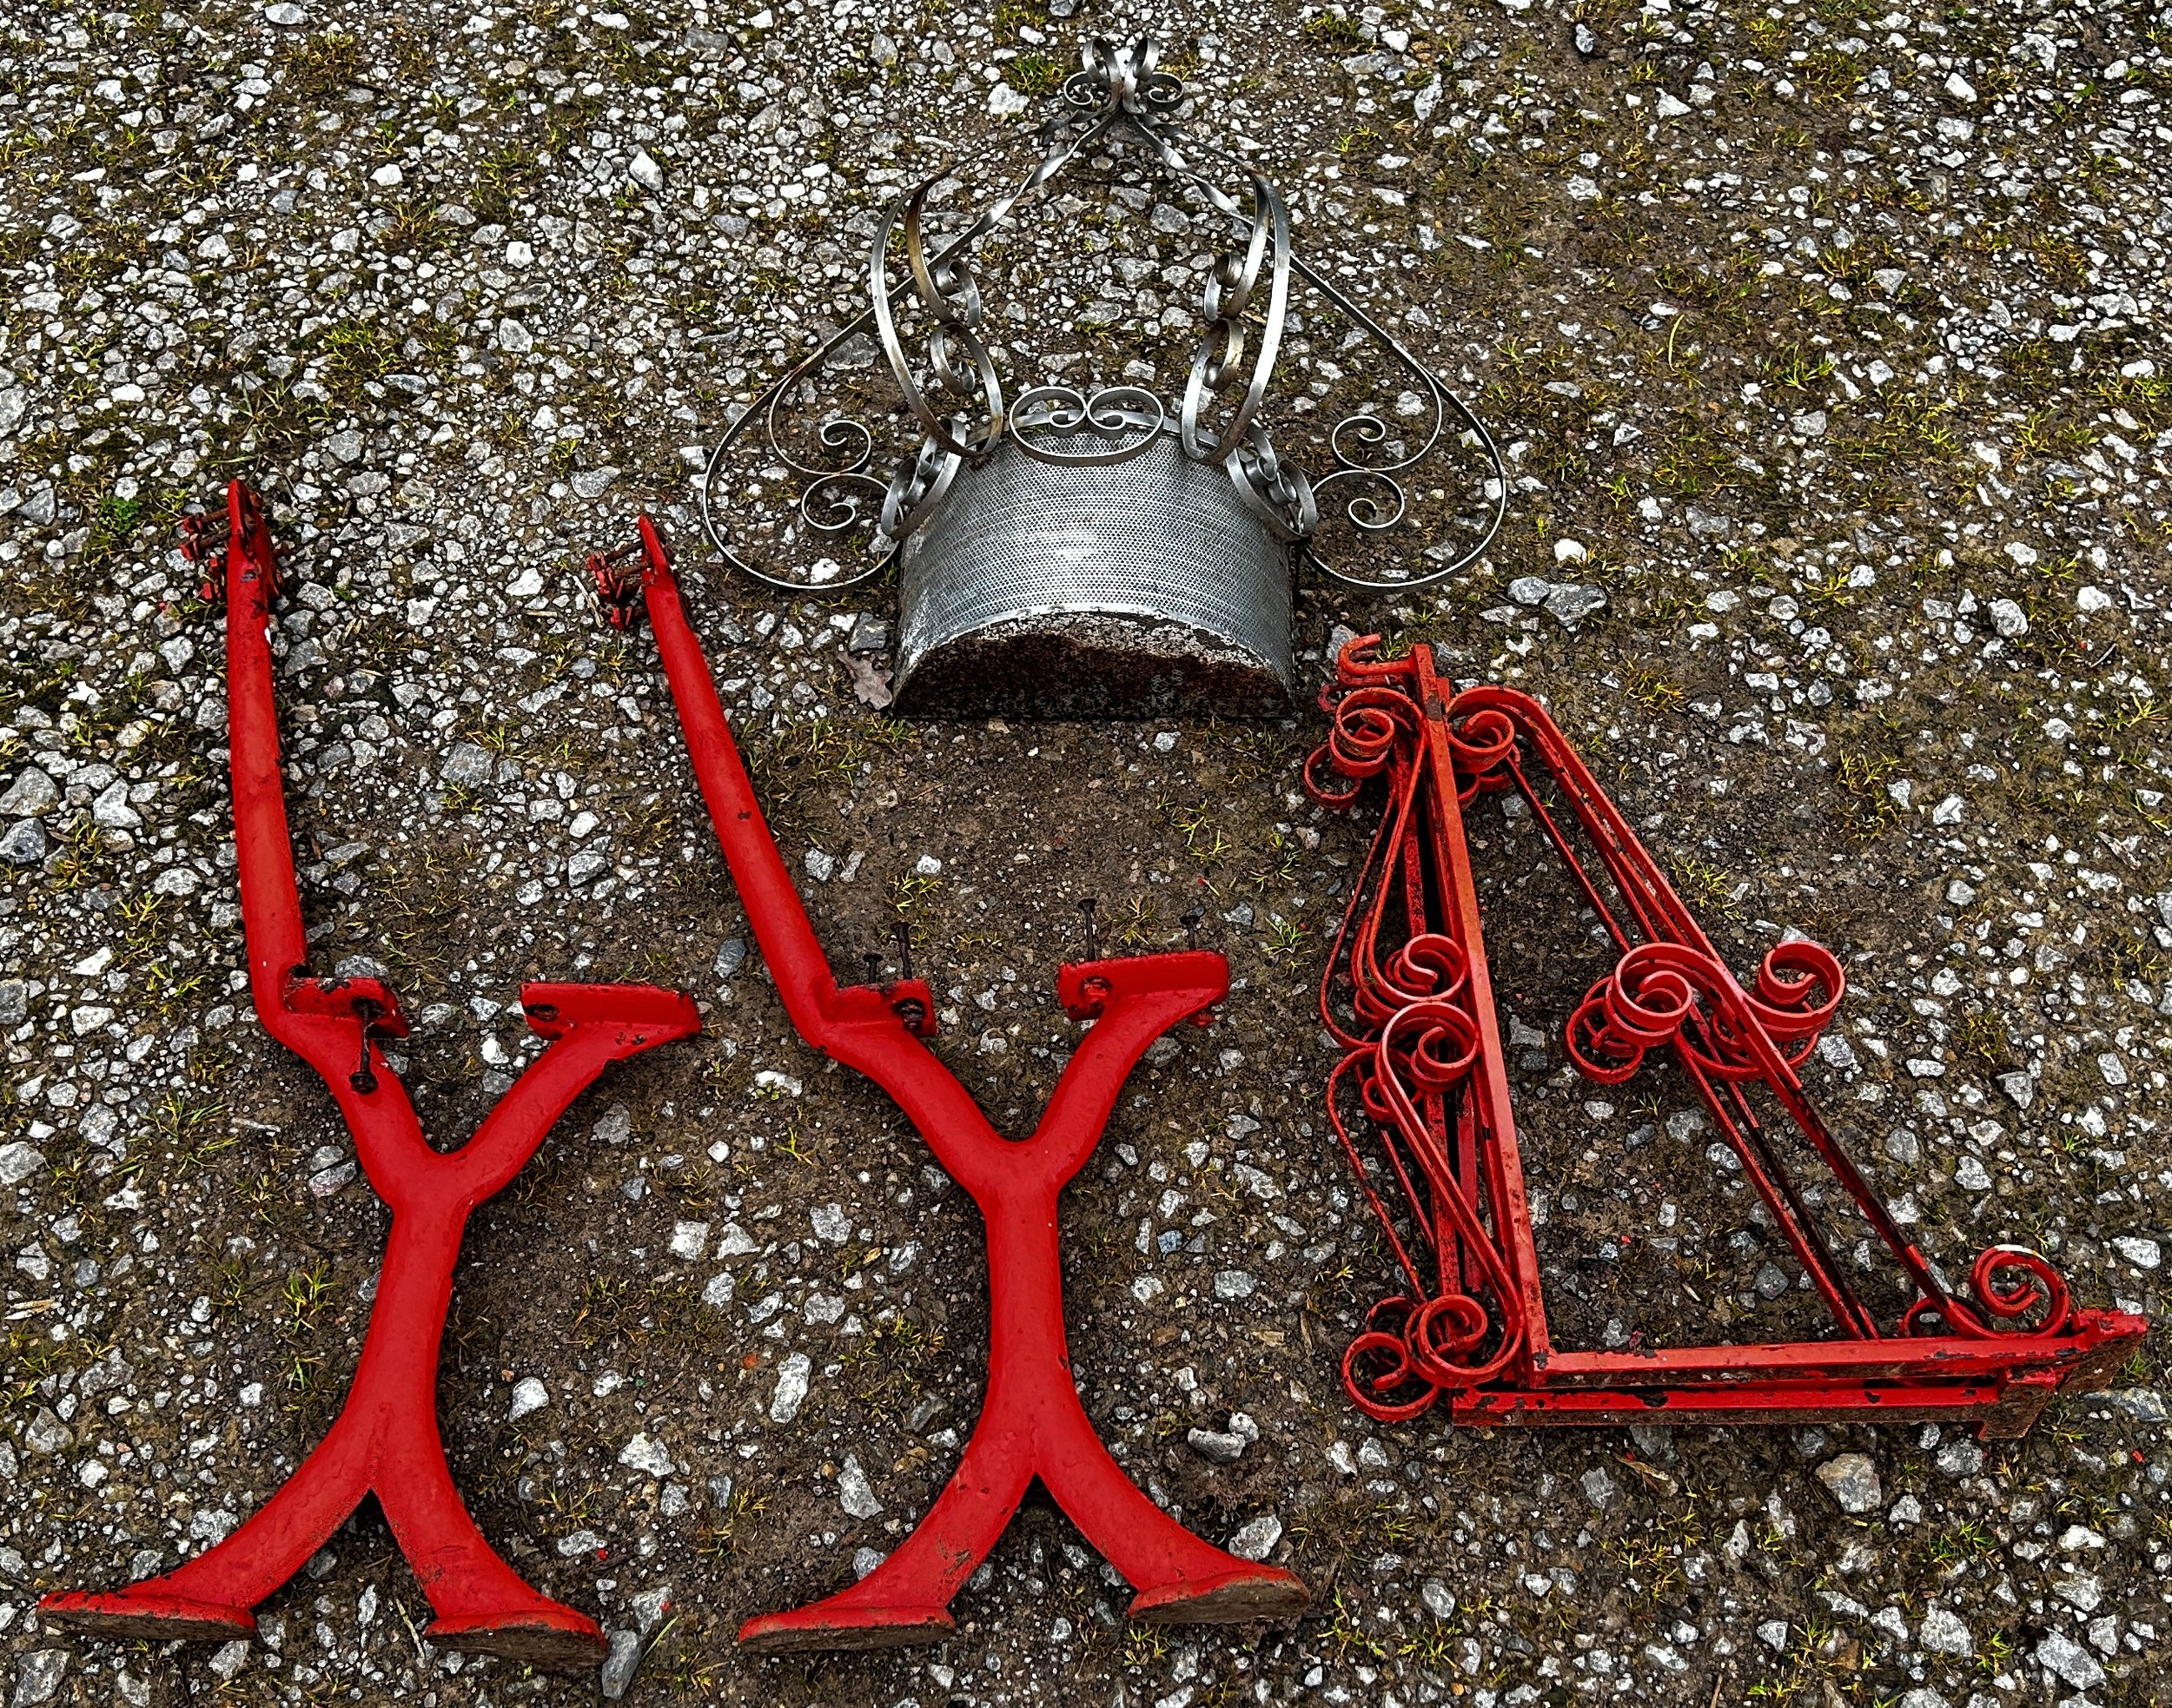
left=604, top=519, right=1308, bottom=1651
left=42, top=484, right=700, bottom=1671
left=1305, top=636, right=2146, bottom=1433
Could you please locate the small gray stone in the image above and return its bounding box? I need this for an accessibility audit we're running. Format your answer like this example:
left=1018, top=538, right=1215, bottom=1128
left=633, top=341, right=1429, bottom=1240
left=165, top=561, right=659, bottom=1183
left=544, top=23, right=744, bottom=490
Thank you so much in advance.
left=91, top=779, right=142, bottom=829
left=508, top=1377, right=549, bottom=1420
left=599, top=1628, right=644, bottom=1699
left=1187, top=1428, right=1248, bottom=1464
left=1212, top=1269, right=1255, bottom=1300
left=1935, top=1438, right=1984, bottom=1478
left=571, top=466, right=620, bottom=500
left=0, top=768, right=58, bottom=818
left=618, top=1433, right=673, bottom=1477
left=838, top=1455, right=882, bottom=1519
left=1995, top=1071, right=2034, bottom=1111
left=2035, top=1629, right=2103, bottom=1690
left=24, top=1407, right=71, bottom=1454
left=628, top=149, right=666, bottom=192
left=1579, top=1466, right=1616, bottom=1509
left=804, top=847, right=836, bottom=882
left=847, top=614, right=890, bottom=653
left=1421, top=1579, right=1455, bottom=1619
left=1628, top=1423, right=1677, bottom=1462
left=1987, top=598, right=2028, bottom=638
left=2106, top=1388, right=2167, bottom=1422
left=1544, top=583, right=1606, bottom=624
left=11, top=1652, right=70, bottom=1708
left=1507, top=575, right=1551, bottom=606
left=0, top=1141, right=47, bottom=1185
left=770, top=1352, right=811, bottom=1423
left=1917, top=1604, right=1971, bottom=1656
left=207, top=1640, right=250, bottom=1680
left=1814, top=1453, right=1882, bottom=1515
left=440, top=744, right=495, bottom=789
left=630, top=1586, right=672, bottom=1633
left=0, top=819, right=47, bottom=864
left=713, top=937, right=746, bottom=981
left=1226, top=1515, right=1281, bottom=1560
left=593, top=1103, right=632, bottom=1146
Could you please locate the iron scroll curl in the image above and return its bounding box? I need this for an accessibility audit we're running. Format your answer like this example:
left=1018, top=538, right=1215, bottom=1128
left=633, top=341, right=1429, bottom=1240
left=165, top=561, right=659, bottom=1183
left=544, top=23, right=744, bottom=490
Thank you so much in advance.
left=698, top=34, right=1506, bottom=596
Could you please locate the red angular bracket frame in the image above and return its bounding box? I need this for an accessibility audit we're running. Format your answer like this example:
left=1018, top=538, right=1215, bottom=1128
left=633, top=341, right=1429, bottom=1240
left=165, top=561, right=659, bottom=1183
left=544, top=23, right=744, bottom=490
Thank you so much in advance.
left=43, top=483, right=701, bottom=1671
left=1307, top=637, right=2144, bottom=1436
left=599, top=520, right=1308, bottom=1652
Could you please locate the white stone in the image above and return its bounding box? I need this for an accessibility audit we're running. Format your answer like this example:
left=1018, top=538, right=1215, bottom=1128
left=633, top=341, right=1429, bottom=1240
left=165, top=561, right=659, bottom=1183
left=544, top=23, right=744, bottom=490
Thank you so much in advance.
left=631, top=1204, right=699, bottom=1260
left=1227, top=1515, right=1281, bottom=1560
left=769, top=1353, right=812, bottom=1422
left=2112, top=1236, right=2161, bottom=1270
left=811, top=1202, right=851, bottom=1243
left=371, top=163, right=403, bottom=187
left=628, top=149, right=666, bottom=192
left=2035, top=1630, right=2102, bottom=1689
left=0, top=768, right=59, bottom=817
left=619, top=1433, right=674, bottom=1478
left=1987, top=598, right=2027, bottom=638
left=509, top=1378, right=549, bottom=1420
left=1918, top=1605, right=1971, bottom=1656
left=838, top=1455, right=882, bottom=1518
left=92, top=780, right=142, bottom=829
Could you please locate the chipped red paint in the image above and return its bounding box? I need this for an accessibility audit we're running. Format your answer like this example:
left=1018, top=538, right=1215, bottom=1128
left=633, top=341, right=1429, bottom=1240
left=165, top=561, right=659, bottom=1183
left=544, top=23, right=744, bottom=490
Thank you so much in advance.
left=613, top=519, right=1308, bottom=1652
left=1307, top=636, right=2144, bottom=1436
left=42, top=484, right=700, bottom=1672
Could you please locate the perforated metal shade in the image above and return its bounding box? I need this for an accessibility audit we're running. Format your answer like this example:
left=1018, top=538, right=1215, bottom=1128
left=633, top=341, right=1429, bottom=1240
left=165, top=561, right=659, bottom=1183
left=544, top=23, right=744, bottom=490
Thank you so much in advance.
left=893, top=429, right=1294, bottom=718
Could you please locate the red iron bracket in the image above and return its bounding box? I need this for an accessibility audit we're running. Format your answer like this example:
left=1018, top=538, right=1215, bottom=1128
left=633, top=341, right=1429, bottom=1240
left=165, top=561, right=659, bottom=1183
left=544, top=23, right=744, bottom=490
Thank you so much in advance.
left=609, top=518, right=1308, bottom=1652
left=1307, top=637, right=2144, bottom=1436
left=43, top=483, right=700, bottom=1671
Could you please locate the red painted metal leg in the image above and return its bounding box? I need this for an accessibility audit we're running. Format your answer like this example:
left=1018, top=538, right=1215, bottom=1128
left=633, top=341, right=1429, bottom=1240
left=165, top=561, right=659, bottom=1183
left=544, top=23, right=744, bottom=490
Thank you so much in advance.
left=43, top=486, right=700, bottom=1672
left=610, top=520, right=1305, bottom=1651
left=739, top=1420, right=1035, bottom=1652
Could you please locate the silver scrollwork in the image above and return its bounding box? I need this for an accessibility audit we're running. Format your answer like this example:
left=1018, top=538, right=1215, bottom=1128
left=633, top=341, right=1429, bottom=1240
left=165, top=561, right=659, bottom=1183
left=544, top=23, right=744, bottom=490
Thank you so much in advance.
left=699, top=33, right=1507, bottom=596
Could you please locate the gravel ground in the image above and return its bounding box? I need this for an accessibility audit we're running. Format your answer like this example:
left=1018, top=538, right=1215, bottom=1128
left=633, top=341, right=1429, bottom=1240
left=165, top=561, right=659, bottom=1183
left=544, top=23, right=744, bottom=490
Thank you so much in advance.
left=3, top=1, right=2170, bottom=1705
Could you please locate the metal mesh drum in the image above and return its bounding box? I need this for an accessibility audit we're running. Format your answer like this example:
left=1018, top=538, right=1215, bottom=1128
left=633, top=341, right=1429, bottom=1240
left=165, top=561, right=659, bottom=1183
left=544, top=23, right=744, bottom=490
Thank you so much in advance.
left=893, top=429, right=1295, bottom=718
